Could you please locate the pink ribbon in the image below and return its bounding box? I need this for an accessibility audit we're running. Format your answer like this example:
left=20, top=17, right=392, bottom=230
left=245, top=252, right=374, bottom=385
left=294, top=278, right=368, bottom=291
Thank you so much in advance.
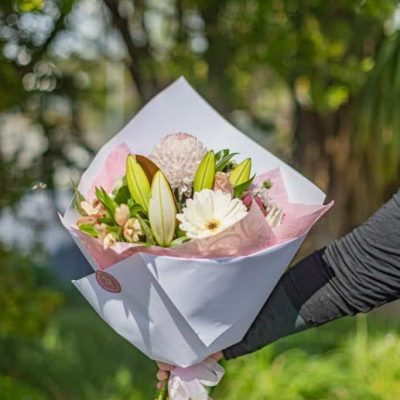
left=168, top=358, right=225, bottom=400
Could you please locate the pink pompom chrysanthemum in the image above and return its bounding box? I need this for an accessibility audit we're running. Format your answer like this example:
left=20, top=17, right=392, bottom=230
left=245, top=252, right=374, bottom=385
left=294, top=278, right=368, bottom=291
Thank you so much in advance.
left=149, top=133, right=207, bottom=197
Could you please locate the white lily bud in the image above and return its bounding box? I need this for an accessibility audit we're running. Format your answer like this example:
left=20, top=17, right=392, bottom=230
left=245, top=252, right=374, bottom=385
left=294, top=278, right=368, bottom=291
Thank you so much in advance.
left=115, top=204, right=130, bottom=227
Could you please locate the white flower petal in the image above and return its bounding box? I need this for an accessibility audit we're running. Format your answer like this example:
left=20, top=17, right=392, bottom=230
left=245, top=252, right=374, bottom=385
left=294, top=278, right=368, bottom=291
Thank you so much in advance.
left=178, top=189, right=247, bottom=239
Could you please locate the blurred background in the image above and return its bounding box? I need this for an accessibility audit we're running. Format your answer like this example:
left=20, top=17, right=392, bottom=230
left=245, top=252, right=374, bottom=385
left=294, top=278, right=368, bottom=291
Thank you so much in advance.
left=1, top=0, right=400, bottom=399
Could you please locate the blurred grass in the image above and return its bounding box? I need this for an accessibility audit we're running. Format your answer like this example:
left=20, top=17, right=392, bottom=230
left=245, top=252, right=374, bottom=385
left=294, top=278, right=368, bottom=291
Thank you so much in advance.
left=2, top=293, right=400, bottom=399
left=2, top=306, right=156, bottom=399
left=215, top=314, right=400, bottom=400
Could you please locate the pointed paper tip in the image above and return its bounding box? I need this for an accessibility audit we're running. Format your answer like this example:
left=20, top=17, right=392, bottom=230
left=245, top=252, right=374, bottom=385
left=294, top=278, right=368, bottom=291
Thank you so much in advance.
left=172, top=75, right=192, bottom=91
left=57, top=212, right=65, bottom=223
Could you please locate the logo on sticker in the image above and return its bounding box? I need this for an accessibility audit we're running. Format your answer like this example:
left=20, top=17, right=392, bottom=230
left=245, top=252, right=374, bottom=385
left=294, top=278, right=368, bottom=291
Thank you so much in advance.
left=95, top=271, right=121, bottom=293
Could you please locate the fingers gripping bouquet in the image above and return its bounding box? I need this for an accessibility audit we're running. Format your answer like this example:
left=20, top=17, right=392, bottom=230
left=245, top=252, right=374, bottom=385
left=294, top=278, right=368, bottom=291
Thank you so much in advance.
left=60, top=78, right=333, bottom=400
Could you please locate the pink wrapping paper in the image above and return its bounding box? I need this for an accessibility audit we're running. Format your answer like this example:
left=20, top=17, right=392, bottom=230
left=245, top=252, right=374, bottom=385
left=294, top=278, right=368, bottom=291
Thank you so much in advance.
left=87, top=143, right=131, bottom=201
left=168, top=358, right=224, bottom=400
left=73, top=143, right=333, bottom=270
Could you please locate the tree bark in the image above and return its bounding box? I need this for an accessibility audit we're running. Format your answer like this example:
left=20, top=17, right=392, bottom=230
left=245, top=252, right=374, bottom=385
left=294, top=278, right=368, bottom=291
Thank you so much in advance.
left=102, top=0, right=160, bottom=103
left=293, top=101, right=385, bottom=243
left=198, top=1, right=235, bottom=115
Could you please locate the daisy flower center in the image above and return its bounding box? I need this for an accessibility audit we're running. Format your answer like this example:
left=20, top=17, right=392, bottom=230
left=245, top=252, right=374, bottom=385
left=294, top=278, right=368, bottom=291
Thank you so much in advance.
left=205, top=219, right=221, bottom=232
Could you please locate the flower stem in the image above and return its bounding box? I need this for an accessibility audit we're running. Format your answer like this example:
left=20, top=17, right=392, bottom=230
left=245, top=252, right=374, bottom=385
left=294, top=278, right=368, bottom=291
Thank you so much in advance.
left=156, top=380, right=169, bottom=400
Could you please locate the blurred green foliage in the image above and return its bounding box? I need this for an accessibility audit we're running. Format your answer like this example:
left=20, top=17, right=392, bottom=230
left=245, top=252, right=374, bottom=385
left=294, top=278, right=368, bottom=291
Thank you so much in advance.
left=216, top=316, right=400, bottom=399
left=0, top=302, right=155, bottom=399
left=17, top=0, right=44, bottom=12
left=0, top=248, right=62, bottom=338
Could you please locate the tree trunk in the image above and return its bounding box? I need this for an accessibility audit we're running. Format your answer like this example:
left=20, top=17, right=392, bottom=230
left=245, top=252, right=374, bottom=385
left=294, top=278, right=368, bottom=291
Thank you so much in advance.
left=102, top=0, right=160, bottom=104
left=293, top=102, right=378, bottom=247
left=199, top=1, right=235, bottom=115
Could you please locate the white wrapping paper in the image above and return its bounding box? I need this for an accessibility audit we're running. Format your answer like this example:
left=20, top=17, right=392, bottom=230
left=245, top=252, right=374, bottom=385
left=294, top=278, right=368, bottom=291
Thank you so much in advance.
left=60, top=77, right=330, bottom=367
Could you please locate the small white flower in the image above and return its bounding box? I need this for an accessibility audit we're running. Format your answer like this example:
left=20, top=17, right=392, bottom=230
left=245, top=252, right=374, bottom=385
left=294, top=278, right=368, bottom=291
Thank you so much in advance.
left=94, top=223, right=107, bottom=239
left=115, top=204, right=130, bottom=227
left=252, top=187, right=272, bottom=209
left=80, top=199, right=105, bottom=216
left=103, top=232, right=118, bottom=249
left=176, top=189, right=248, bottom=239
left=265, top=204, right=284, bottom=227
left=80, top=201, right=98, bottom=216
left=123, top=218, right=143, bottom=243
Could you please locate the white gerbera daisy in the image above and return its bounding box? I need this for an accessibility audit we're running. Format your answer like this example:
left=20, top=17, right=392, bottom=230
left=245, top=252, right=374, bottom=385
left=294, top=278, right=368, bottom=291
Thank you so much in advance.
left=176, top=189, right=248, bottom=239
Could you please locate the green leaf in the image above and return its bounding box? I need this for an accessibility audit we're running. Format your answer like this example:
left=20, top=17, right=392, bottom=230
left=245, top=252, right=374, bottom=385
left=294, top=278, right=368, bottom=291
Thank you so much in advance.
left=129, top=203, right=145, bottom=217
left=127, top=198, right=135, bottom=208
left=78, top=223, right=98, bottom=238
left=126, top=154, right=151, bottom=212
left=215, top=149, right=229, bottom=163
left=193, top=150, right=216, bottom=192
left=98, top=216, right=115, bottom=225
left=148, top=171, right=177, bottom=247
left=106, top=225, right=122, bottom=236
left=71, top=179, right=87, bottom=216
left=95, top=187, right=117, bottom=218
left=233, top=174, right=255, bottom=198
left=230, top=158, right=252, bottom=187
left=137, top=215, right=156, bottom=246
left=113, top=184, right=131, bottom=205
left=176, top=227, right=187, bottom=238
left=216, top=152, right=239, bottom=172
left=170, top=236, right=190, bottom=247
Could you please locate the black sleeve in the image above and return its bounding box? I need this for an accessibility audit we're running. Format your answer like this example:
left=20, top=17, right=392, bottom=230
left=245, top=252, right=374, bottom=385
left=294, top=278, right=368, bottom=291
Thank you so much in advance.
left=223, top=190, right=400, bottom=360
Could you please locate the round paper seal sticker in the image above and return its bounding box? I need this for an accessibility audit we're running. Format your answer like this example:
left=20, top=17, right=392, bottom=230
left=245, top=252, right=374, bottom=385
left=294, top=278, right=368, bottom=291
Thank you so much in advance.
left=95, top=271, right=121, bottom=293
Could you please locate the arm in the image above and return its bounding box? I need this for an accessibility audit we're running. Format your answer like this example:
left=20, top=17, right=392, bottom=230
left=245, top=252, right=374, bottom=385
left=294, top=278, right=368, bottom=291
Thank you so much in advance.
left=223, top=189, right=400, bottom=359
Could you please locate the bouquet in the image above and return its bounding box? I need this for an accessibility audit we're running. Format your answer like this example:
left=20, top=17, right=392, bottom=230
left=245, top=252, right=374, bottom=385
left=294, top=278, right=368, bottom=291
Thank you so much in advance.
left=60, top=78, right=333, bottom=400
left=73, top=133, right=285, bottom=257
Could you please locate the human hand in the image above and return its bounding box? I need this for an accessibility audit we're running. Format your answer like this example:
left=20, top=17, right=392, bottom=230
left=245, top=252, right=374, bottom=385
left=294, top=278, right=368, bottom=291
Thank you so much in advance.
left=155, top=351, right=223, bottom=389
